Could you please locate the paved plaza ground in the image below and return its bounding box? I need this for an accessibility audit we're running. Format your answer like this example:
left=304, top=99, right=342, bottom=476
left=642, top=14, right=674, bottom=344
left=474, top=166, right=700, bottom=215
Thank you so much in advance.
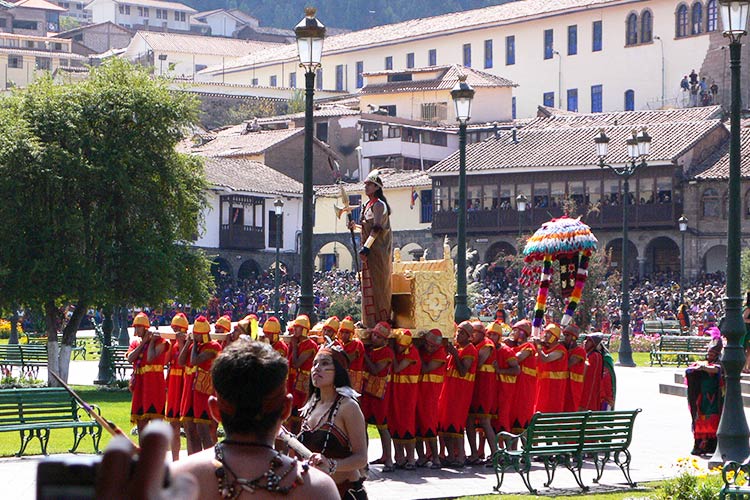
left=1, top=361, right=746, bottom=499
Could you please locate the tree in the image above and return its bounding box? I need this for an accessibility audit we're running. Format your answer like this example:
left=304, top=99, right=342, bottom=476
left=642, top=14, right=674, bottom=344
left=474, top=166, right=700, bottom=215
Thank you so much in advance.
left=0, top=59, right=214, bottom=385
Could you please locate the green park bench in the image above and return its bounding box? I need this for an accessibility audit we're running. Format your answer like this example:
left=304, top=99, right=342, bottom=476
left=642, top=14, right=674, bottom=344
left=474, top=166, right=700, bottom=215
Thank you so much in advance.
left=643, top=319, right=683, bottom=336
left=0, top=387, right=102, bottom=456
left=720, top=459, right=750, bottom=499
left=25, top=334, right=88, bottom=360
left=492, top=409, right=640, bottom=494
left=649, top=335, right=712, bottom=367
left=0, top=344, right=48, bottom=377
left=102, top=345, right=132, bottom=382
left=578, top=333, right=612, bottom=351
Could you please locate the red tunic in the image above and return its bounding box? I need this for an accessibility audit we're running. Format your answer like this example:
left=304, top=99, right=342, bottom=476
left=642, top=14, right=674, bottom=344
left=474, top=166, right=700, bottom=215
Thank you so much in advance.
left=564, top=345, right=587, bottom=412
left=128, top=337, right=168, bottom=422
left=492, top=344, right=518, bottom=433
left=416, top=346, right=447, bottom=440
left=180, top=341, right=222, bottom=424
left=509, top=342, right=538, bottom=433
left=165, top=342, right=184, bottom=422
left=360, top=345, right=393, bottom=429
left=581, top=350, right=604, bottom=411
left=470, top=338, right=497, bottom=418
left=437, top=343, right=477, bottom=437
left=272, top=339, right=289, bottom=359
left=289, top=338, right=318, bottom=411
left=388, top=347, right=421, bottom=442
left=535, top=343, right=568, bottom=414
left=340, top=338, right=366, bottom=393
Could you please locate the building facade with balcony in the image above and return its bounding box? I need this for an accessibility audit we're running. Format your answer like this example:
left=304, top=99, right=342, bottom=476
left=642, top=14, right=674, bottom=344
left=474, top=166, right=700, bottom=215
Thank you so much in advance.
left=0, top=31, right=87, bottom=88
left=198, top=0, right=734, bottom=120
left=86, top=0, right=194, bottom=32
left=54, top=1, right=92, bottom=23
left=428, top=105, right=729, bottom=279
left=194, top=157, right=303, bottom=284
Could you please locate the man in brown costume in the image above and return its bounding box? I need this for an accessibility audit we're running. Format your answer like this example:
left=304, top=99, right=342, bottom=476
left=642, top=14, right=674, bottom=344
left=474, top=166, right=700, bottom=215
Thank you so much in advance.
left=349, top=169, right=392, bottom=328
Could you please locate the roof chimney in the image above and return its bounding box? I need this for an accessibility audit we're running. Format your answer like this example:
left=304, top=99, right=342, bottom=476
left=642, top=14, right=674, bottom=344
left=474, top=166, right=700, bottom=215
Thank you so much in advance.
left=511, top=127, right=518, bottom=144
left=493, top=122, right=499, bottom=139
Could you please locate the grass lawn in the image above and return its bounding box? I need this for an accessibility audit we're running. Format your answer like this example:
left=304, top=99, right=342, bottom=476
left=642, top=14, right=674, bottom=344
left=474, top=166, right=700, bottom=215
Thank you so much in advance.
left=613, top=351, right=652, bottom=366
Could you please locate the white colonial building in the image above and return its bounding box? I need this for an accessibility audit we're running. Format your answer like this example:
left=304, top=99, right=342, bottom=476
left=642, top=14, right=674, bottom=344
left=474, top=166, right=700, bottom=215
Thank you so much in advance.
left=86, top=0, right=195, bottom=31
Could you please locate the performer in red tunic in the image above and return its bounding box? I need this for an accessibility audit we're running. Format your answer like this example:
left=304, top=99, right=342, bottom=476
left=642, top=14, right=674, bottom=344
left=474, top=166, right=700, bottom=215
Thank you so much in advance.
left=437, top=321, right=477, bottom=467
left=534, top=323, right=568, bottom=413
left=165, top=312, right=188, bottom=461
left=178, top=315, right=221, bottom=454
left=361, top=321, right=395, bottom=471
left=288, top=314, right=319, bottom=433
left=262, top=316, right=288, bottom=358
left=321, top=315, right=339, bottom=343
left=416, top=329, right=447, bottom=468
left=581, top=333, right=604, bottom=411
left=562, top=324, right=587, bottom=412
left=389, top=330, right=421, bottom=469
left=127, top=312, right=169, bottom=444
left=214, top=314, right=232, bottom=347
left=506, top=319, right=538, bottom=433
left=487, top=321, right=520, bottom=437
left=337, top=316, right=365, bottom=393
left=467, top=320, right=498, bottom=464
left=229, top=314, right=257, bottom=343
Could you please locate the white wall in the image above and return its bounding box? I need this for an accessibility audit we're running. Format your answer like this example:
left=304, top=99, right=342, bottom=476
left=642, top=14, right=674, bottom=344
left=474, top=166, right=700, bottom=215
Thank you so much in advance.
left=195, top=191, right=220, bottom=248
left=204, top=13, right=239, bottom=38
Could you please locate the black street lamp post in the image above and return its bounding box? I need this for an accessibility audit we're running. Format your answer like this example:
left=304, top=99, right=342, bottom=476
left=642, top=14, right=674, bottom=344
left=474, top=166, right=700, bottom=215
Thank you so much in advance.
left=451, top=74, right=475, bottom=324
left=595, top=127, right=652, bottom=367
left=678, top=215, right=688, bottom=308
left=273, top=198, right=284, bottom=325
left=295, top=8, right=325, bottom=323
left=516, top=193, right=528, bottom=320
left=710, top=0, right=750, bottom=466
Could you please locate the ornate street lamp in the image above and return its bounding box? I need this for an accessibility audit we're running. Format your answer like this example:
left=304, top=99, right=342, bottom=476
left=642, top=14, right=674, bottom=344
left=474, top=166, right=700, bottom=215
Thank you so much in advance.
left=594, top=127, right=651, bottom=367
left=678, top=215, right=688, bottom=308
left=516, top=193, right=528, bottom=320
left=710, top=0, right=750, bottom=467
left=451, top=73, right=475, bottom=324
left=273, top=199, right=284, bottom=327
left=295, top=8, right=325, bottom=322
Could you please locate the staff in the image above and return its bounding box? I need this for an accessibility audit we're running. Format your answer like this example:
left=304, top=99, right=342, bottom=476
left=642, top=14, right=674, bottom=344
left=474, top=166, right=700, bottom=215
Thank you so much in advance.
left=334, top=184, right=360, bottom=274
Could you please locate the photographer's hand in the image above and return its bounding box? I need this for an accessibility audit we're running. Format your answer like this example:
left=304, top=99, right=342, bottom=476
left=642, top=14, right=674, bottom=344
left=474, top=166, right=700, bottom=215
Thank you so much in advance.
left=96, top=420, right=198, bottom=500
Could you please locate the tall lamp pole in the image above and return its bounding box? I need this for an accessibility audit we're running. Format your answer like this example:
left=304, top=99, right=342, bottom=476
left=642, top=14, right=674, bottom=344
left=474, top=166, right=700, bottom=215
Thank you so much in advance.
left=516, top=193, right=528, bottom=321
left=710, top=0, right=750, bottom=466
left=595, top=127, right=652, bottom=367
left=678, top=215, right=688, bottom=308
left=273, top=199, right=284, bottom=326
left=295, top=8, right=325, bottom=322
left=451, top=74, right=475, bottom=324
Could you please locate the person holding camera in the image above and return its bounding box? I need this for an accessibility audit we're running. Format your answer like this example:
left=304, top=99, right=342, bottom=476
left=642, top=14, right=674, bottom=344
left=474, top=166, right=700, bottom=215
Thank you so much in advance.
left=171, top=341, right=339, bottom=499
left=127, top=311, right=169, bottom=444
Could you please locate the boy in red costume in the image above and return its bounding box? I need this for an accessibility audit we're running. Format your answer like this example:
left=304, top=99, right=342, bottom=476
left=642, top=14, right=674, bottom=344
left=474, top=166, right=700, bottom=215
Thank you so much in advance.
left=337, top=316, right=365, bottom=393
left=361, top=321, right=395, bottom=471
left=127, top=312, right=169, bottom=445
left=487, top=321, right=520, bottom=437
left=437, top=321, right=477, bottom=467
left=534, top=323, right=568, bottom=413
left=178, top=315, right=221, bottom=454
left=467, top=320, right=497, bottom=464
left=389, top=330, right=421, bottom=470
left=416, top=329, right=447, bottom=468
left=263, top=316, right=288, bottom=358
left=288, top=314, right=318, bottom=432
left=562, top=324, right=587, bottom=412
left=165, top=313, right=188, bottom=461
left=506, top=319, right=537, bottom=433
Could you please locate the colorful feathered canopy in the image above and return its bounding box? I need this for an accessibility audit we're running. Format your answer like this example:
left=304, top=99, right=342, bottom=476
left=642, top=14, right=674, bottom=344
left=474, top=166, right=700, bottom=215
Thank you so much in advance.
left=523, top=216, right=598, bottom=263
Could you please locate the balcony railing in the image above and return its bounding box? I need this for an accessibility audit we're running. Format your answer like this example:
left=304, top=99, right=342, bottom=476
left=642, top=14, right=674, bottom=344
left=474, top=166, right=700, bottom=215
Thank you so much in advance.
left=432, top=202, right=682, bottom=234
left=220, top=224, right=265, bottom=250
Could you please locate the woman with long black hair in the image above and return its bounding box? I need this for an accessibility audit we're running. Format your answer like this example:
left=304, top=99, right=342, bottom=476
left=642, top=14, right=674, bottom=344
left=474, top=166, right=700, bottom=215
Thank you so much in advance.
left=299, top=345, right=369, bottom=499
left=348, top=169, right=392, bottom=328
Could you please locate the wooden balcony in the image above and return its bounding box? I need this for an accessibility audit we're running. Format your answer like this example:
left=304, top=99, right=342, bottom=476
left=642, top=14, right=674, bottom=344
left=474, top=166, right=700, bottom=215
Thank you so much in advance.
left=432, top=202, right=683, bottom=235
left=220, top=224, right=265, bottom=250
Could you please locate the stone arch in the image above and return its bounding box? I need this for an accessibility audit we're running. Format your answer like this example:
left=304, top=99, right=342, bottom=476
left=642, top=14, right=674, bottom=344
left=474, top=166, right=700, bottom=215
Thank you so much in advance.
left=398, top=242, right=424, bottom=262
left=643, top=236, right=680, bottom=275
left=316, top=241, right=354, bottom=271
left=485, top=240, right=517, bottom=264
left=210, top=257, right=233, bottom=286
left=237, top=259, right=262, bottom=282
left=605, top=238, right=639, bottom=276
left=704, top=245, right=727, bottom=274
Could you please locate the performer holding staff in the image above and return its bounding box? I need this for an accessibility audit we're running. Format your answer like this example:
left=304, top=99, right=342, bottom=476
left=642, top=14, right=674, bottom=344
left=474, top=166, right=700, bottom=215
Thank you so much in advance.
left=347, top=170, right=392, bottom=328
left=165, top=312, right=188, bottom=461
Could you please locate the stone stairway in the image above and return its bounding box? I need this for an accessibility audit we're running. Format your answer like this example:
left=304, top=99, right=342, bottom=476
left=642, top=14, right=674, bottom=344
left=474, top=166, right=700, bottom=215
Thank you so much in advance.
left=659, top=372, right=750, bottom=407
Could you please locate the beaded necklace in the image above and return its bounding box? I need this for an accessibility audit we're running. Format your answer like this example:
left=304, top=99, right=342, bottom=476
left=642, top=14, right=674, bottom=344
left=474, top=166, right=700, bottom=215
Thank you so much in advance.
left=301, top=393, right=343, bottom=456
left=214, top=440, right=309, bottom=498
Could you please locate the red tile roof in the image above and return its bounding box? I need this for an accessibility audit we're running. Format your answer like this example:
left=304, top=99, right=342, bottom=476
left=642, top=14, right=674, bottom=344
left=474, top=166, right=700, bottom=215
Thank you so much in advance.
left=181, top=125, right=303, bottom=158
left=359, top=64, right=515, bottom=95
left=204, top=157, right=302, bottom=196
left=694, top=122, right=750, bottom=180
left=526, top=105, right=723, bottom=128
left=137, top=31, right=280, bottom=57
left=428, top=118, right=723, bottom=174
left=316, top=168, right=430, bottom=196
